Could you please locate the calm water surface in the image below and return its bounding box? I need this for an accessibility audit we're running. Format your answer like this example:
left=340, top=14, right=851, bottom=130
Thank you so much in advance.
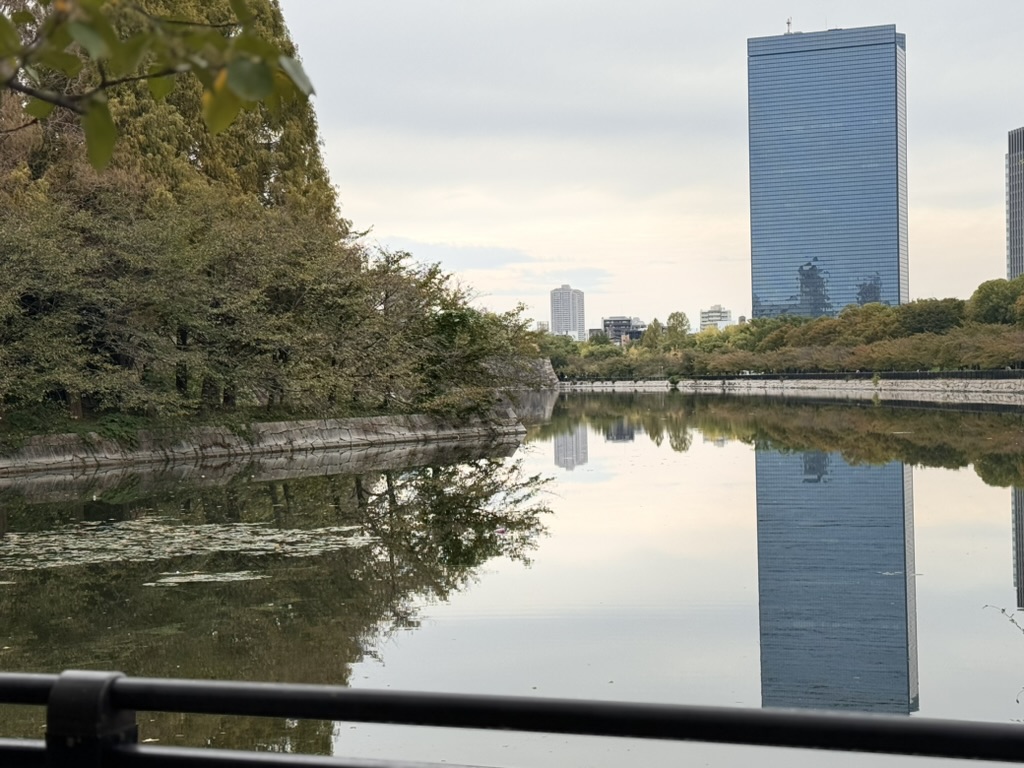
left=3, top=393, right=1024, bottom=767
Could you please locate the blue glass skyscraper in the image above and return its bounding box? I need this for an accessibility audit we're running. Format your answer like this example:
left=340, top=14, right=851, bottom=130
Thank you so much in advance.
left=748, top=25, right=909, bottom=318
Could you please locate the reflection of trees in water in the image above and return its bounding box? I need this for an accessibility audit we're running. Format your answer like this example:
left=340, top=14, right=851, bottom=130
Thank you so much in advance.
left=0, top=457, right=550, bottom=752
left=529, top=393, right=1024, bottom=486
left=529, top=393, right=694, bottom=455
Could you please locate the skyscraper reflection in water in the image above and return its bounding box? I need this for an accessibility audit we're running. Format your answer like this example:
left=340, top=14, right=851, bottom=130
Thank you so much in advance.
left=756, top=450, right=919, bottom=714
left=1012, top=487, right=1024, bottom=609
left=553, top=423, right=588, bottom=470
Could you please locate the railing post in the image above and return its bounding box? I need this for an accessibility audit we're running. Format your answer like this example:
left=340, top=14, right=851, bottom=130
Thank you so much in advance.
left=45, top=671, right=137, bottom=768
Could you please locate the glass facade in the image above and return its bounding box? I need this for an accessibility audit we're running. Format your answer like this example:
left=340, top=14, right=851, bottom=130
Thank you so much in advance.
left=1013, top=487, right=1024, bottom=608
left=748, top=26, right=909, bottom=318
left=1007, top=128, right=1024, bottom=280
left=756, top=450, right=918, bottom=714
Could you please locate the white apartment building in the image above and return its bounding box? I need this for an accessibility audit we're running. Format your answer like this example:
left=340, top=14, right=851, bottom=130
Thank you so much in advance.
left=550, top=284, right=586, bottom=342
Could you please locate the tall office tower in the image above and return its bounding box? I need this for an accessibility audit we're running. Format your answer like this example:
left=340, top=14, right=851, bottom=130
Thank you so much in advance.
left=550, top=284, right=586, bottom=342
left=748, top=25, right=909, bottom=318
left=553, top=423, right=589, bottom=470
left=1008, top=128, right=1024, bottom=280
left=756, top=450, right=918, bottom=714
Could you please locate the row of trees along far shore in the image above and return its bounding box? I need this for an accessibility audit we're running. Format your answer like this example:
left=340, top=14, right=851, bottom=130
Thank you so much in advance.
left=541, top=277, right=1024, bottom=380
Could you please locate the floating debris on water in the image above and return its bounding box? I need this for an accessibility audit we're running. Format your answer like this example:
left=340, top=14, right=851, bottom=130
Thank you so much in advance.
left=0, top=519, right=375, bottom=572
left=143, top=571, right=272, bottom=587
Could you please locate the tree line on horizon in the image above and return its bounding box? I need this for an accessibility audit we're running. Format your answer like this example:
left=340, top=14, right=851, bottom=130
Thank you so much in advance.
left=540, top=276, right=1024, bottom=379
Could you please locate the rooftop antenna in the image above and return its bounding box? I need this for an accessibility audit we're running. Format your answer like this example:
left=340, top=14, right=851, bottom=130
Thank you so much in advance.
left=786, top=17, right=793, bottom=34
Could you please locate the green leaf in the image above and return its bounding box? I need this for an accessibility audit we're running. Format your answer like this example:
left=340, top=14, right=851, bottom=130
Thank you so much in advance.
left=233, top=33, right=278, bottom=59
left=21, top=64, right=40, bottom=86
left=227, top=58, right=273, bottom=101
left=11, top=11, right=35, bottom=25
left=25, top=97, right=56, bottom=119
left=48, top=24, right=72, bottom=50
left=68, top=21, right=111, bottom=60
left=202, top=75, right=244, bottom=134
left=0, top=14, right=21, bottom=57
left=229, top=0, right=254, bottom=24
left=109, top=34, right=149, bottom=77
left=148, top=71, right=176, bottom=101
left=278, top=55, right=313, bottom=96
left=82, top=98, right=117, bottom=170
left=36, top=48, right=83, bottom=77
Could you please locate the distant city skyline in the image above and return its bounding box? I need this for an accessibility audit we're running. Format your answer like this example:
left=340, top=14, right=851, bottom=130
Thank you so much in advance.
left=280, top=3, right=1024, bottom=326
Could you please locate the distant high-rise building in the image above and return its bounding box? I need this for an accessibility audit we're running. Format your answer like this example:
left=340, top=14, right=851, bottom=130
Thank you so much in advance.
left=536, top=320, right=550, bottom=333
left=748, top=25, right=909, bottom=318
left=756, top=450, right=918, bottom=714
left=553, top=423, right=588, bottom=470
left=601, top=316, right=646, bottom=345
left=1008, top=128, right=1024, bottom=280
left=699, top=304, right=734, bottom=331
left=550, top=285, right=586, bottom=342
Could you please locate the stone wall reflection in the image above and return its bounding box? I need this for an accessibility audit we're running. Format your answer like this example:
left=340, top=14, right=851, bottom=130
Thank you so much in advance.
left=756, top=449, right=919, bottom=714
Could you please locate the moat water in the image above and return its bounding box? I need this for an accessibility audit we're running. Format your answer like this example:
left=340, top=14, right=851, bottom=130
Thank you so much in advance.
left=3, top=392, right=1024, bottom=766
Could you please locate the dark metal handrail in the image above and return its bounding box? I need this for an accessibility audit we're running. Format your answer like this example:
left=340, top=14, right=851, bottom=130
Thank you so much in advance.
left=4, top=670, right=1024, bottom=766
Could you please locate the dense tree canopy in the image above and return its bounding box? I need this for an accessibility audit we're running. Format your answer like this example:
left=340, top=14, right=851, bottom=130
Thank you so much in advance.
left=0, top=0, right=541, bottom=425
left=0, top=0, right=314, bottom=168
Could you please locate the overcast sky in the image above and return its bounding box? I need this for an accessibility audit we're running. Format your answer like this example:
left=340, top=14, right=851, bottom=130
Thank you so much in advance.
left=277, top=1, right=1024, bottom=329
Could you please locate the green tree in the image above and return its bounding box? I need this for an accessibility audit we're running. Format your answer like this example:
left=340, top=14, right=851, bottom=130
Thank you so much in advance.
left=640, top=318, right=664, bottom=350
left=663, top=311, right=692, bottom=350
left=580, top=341, right=623, bottom=360
left=537, top=332, right=578, bottom=371
left=896, top=298, right=966, bottom=335
left=0, top=0, right=314, bottom=168
left=966, top=278, right=1024, bottom=325
left=0, top=2, right=534, bottom=421
left=693, top=326, right=726, bottom=354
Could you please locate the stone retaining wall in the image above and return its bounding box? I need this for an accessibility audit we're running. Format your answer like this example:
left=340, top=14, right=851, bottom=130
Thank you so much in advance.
left=0, top=411, right=525, bottom=478
left=560, top=378, right=1024, bottom=408
left=559, top=380, right=673, bottom=392
left=0, top=436, right=522, bottom=504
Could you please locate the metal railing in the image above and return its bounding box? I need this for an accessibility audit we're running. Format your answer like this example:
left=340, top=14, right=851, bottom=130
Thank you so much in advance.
left=4, top=670, right=1024, bottom=766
